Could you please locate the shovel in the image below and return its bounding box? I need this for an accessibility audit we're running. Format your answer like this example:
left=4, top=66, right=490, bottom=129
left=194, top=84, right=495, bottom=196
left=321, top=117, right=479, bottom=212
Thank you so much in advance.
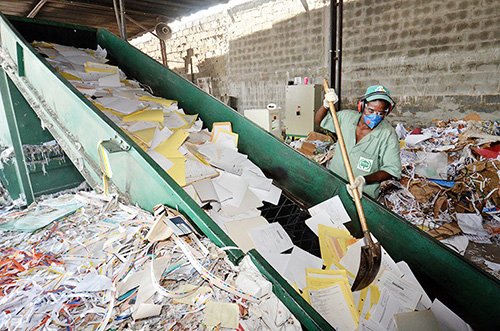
left=322, top=79, right=381, bottom=291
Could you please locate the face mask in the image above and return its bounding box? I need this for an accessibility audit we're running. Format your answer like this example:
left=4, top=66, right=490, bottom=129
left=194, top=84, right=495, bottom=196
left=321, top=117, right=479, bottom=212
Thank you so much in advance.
left=363, top=113, right=383, bottom=129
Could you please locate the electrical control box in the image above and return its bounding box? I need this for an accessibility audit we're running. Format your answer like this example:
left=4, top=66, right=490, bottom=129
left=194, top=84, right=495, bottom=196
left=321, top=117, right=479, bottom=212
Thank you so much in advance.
left=284, top=84, right=323, bottom=137
left=244, top=107, right=283, bottom=138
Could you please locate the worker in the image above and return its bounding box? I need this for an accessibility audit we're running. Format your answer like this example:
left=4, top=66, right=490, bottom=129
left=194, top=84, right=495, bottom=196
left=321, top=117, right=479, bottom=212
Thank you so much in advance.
left=315, top=85, right=401, bottom=199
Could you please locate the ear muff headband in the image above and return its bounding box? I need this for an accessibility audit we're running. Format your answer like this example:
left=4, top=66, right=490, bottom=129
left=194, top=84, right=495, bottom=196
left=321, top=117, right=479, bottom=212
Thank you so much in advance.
left=358, top=91, right=396, bottom=114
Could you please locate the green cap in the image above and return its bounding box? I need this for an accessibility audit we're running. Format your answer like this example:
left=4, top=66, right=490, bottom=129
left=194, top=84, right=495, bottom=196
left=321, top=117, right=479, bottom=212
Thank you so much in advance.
left=364, top=85, right=395, bottom=107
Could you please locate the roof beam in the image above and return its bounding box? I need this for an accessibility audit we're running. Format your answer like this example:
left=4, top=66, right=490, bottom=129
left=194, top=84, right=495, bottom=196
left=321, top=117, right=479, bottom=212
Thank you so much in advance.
left=27, top=0, right=49, bottom=18
left=48, top=0, right=172, bottom=21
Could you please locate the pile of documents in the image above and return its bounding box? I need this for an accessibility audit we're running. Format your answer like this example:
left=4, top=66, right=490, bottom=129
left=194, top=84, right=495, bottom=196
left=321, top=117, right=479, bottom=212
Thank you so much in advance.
left=380, top=117, right=500, bottom=276
left=252, top=195, right=471, bottom=331
left=32, top=41, right=283, bottom=228
left=0, top=191, right=302, bottom=330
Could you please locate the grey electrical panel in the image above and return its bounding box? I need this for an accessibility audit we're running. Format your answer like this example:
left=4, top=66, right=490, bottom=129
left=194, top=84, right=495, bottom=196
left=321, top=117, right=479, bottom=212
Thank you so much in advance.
left=284, top=84, right=323, bottom=137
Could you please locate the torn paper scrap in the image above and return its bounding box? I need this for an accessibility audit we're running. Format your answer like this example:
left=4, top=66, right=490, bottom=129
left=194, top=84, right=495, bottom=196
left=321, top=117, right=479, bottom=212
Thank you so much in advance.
left=132, top=303, right=162, bottom=321
left=203, top=301, right=240, bottom=329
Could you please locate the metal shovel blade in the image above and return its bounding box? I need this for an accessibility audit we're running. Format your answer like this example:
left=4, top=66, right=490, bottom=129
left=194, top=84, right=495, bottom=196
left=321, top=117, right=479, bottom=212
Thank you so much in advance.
left=351, top=242, right=382, bottom=291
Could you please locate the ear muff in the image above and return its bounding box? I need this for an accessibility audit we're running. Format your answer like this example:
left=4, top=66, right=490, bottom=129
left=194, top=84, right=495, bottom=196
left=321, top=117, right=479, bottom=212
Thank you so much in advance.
left=357, top=99, right=365, bottom=113
left=358, top=92, right=396, bottom=115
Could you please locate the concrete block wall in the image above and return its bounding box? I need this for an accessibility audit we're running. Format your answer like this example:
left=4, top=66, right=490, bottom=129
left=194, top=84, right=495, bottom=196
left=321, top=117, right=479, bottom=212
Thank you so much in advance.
left=342, top=0, right=500, bottom=124
left=131, top=0, right=500, bottom=125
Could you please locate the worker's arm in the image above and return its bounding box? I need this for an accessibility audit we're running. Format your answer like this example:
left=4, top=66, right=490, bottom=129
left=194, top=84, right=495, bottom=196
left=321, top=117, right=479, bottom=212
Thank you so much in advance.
left=316, top=88, right=339, bottom=129
left=314, top=105, right=330, bottom=128
left=363, top=170, right=393, bottom=185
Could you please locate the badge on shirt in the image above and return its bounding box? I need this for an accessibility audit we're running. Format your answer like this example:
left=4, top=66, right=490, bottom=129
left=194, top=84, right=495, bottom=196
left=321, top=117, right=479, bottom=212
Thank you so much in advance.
left=357, top=156, right=373, bottom=172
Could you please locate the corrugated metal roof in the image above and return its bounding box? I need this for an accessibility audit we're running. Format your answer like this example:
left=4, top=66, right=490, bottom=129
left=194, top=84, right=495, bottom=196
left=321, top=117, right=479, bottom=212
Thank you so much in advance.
left=0, top=0, right=229, bottom=38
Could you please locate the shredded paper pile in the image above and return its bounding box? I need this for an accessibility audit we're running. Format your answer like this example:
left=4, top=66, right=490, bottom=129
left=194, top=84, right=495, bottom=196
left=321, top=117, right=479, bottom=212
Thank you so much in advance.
left=0, top=191, right=301, bottom=330
left=378, top=118, right=500, bottom=276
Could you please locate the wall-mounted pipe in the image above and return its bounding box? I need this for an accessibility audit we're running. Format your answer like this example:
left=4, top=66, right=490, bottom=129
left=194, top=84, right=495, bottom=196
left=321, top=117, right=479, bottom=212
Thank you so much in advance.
left=330, top=0, right=343, bottom=110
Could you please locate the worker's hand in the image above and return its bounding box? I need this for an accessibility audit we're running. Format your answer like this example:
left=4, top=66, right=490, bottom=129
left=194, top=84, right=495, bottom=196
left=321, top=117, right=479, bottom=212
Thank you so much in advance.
left=346, top=176, right=365, bottom=199
left=323, top=88, right=339, bottom=109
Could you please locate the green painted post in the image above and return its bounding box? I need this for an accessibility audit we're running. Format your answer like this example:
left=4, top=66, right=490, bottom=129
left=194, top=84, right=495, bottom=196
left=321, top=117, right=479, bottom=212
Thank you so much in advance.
left=0, top=69, right=34, bottom=204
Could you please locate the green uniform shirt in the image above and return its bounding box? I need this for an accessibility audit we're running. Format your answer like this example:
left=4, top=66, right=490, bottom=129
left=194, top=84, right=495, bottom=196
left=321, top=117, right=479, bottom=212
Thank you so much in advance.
left=321, top=110, right=401, bottom=198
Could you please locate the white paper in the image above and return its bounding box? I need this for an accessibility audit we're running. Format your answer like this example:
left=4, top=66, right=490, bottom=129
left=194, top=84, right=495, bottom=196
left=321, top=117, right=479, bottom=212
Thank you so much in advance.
left=415, top=151, right=448, bottom=180
left=198, top=143, right=248, bottom=175
left=184, top=185, right=204, bottom=207
left=259, top=295, right=296, bottom=328
left=249, top=184, right=282, bottom=205
left=127, top=121, right=158, bottom=132
left=216, top=172, right=249, bottom=208
left=305, top=211, right=347, bottom=235
left=259, top=251, right=290, bottom=275
left=97, top=96, right=143, bottom=115
left=283, top=246, right=324, bottom=289
left=440, top=235, right=469, bottom=255
left=396, top=261, right=432, bottom=309
left=73, top=270, right=112, bottom=292
left=213, top=130, right=238, bottom=149
left=136, top=256, right=170, bottom=305
left=431, top=299, right=472, bottom=331
left=209, top=208, right=261, bottom=225
left=224, top=217, right=269, bottom=253
left=456, top=213, right=489, bottom=236
left=484, top=259, right=500, bottom=272
left=242, top=168, right=272, bottom=191
left=192, top=179, right=219, bottom=202
left=235, top=263, right=273, bottom=298
left=308, top=284, right=358, bottom=331
left=405, top=133, right=432, bottom=146
left=250, top=223, right=294, bottom=256
left=370, top=289, right=408, bottom=331
left=164, top=112, right=188, bottom=130
left=213, top=181, right=232, bottom=203
left=378, top=270, right=422, bottom=311
left=185, top=155, right=219, bottom=184
left=147, top=150, right=174, bottom=172
left=99, top=73, right=121, bottom=87
left=308, top=196, right=351, bottom=225
left=132, top=303, right=162, bottom=320
left=150, top=127, right=173, bottom=150
left=241, top=159, right=266, bottom=178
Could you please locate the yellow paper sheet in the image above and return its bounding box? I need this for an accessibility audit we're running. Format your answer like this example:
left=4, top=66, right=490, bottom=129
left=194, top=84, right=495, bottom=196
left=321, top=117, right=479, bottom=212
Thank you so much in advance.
left=153, top=130, right=189, bottom=186
left=318, top=224, right=356, bottom=268
left=307, top=268, right=348, bottom=278
left=123, top=109, right=164, bottom=123
left=59, top=70, right=82, bottom=81
left=84, top=61, right=119, bottom=74
left=306, top=269, right=350, bottom=292
left=155, top=129, right=189, bottom=155
left=165, top=154, right=186, bottom=187
left=139, top=95, right=177, bottom=107
left=131, top=128, right=157, bottom=146
left=203, top=301, right=239, bottom=329
left=210, top=122, right=232, bottom=141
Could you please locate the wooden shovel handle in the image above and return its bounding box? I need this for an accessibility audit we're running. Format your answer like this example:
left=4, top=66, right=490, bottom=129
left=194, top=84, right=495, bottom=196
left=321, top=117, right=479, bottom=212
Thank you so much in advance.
left=322, top=80, right=373, bottom=244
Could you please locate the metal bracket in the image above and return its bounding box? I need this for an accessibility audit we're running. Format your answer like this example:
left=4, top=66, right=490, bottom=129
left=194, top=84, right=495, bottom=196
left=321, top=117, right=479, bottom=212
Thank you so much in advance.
left=100, top=138, right=130, bottom=154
